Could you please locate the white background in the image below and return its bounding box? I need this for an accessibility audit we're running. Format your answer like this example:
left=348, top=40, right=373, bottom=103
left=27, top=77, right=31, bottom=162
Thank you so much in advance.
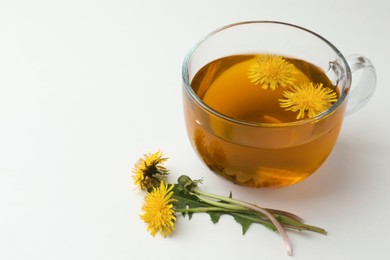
left=0, top=1, right=389, bottom=259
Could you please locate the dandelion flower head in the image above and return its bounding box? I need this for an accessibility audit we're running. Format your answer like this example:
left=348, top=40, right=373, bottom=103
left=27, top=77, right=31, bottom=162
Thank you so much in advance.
left=248, top=55, right=297, bottom=90
left=279, top=82, right=339, bottom=119
left=133, top=151, right=168, bottom=190
left=140, top=181, right=176, bottom=237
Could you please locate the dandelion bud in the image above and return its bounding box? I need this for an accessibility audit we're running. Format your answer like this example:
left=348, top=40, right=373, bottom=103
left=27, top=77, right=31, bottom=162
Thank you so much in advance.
left=178, top=175, right=193, bottom=187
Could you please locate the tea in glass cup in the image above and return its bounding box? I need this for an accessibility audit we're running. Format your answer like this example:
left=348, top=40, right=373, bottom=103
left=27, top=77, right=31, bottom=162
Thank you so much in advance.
left=182, top=21, right=376, bottom=188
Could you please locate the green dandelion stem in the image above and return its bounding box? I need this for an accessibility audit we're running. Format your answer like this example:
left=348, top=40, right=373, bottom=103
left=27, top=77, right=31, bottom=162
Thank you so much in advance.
left=193, top=189, right=293, bottom=256
left=265, top=209, right=303, bottom=223
left=275, top=215, right=327, bottom=235
left=192, top=189, right=325, bottom=234
left=193, top=193, right=249, bottom=211
left=175, top=207, right=244, bottom=213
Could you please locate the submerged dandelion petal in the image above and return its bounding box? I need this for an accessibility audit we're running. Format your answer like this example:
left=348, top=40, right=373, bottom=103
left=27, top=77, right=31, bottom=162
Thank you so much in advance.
left=279, top=82, right=339, bottom=119
left=140, top=181, right=177, bottom=237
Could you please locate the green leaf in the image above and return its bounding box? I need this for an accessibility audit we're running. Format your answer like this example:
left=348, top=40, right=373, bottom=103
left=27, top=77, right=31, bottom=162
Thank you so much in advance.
left=170, top=185, right=326, bottom=236
left=233, top=214, right=252, bottom=234
left=208, top=212, right=223, bottom=224
left=171, top=184, right=277, bottom=233
left=171, top=184, right=211, bottom=220
left=231, top=212, right=277, bottom=234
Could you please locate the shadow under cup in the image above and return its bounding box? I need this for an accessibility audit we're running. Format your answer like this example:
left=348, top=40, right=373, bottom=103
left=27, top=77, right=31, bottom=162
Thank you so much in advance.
left=182, top=21, right=374, bottom=188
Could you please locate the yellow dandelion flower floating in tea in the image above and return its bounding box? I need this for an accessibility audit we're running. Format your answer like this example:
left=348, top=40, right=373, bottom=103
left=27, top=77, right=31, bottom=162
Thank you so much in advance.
left=140, top=181, right=176, bottom=238
left=279, top=82, right=339, bottom=119
left=248, top=55, right=297, bottom=90
left=133, top=151, right=168, bottom=190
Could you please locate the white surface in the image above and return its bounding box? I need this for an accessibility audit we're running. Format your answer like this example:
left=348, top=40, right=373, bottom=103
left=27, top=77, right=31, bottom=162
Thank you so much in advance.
left=0, top=1, right=389, bottom=259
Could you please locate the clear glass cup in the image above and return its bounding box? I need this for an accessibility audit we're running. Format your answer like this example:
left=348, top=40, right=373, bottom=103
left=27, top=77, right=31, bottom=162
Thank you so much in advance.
left=182, top=21, right=376, bottom=188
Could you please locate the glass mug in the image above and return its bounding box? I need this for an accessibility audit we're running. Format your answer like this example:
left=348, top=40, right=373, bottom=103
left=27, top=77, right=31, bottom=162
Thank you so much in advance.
left=181, top=21, right=376, bottom=188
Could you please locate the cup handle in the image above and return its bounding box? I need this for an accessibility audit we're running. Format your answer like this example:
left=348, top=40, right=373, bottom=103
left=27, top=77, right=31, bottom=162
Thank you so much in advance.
left=344, top=54, right=377, bottom=116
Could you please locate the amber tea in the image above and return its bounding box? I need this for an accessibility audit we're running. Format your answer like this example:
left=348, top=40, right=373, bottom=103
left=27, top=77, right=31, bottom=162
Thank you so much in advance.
left=182, top=21, right=376, bottom=188
left=184, top=54, right=343, bottom=187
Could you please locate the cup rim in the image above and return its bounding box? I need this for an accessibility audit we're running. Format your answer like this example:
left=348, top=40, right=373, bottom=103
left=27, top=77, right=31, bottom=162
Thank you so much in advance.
left=182, top=20, right=351, bottom=127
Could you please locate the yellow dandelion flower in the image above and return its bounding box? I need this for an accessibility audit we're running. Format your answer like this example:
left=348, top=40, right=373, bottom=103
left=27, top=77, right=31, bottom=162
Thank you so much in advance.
left=279, top=82, right=339, bottom=119
left=133, top=151, right=168, bottom=190
left=140, top=181, right=176, bottom=237
left=248, top=55, right=297, bottom=90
